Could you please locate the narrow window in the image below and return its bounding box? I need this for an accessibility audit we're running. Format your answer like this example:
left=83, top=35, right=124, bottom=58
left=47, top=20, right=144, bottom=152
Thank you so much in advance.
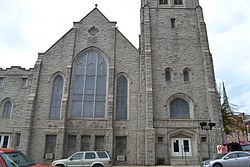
left=0, top=78, right=4, bottom=87
left=21, top=78, right=28, bottom=87
left=15, top=133, right=21, bottom=146
left=173, top=140, right=179, bottom=152
left=159, top=0, right=168, bottom=5
left=49, top=75, right=64, bottom=119
left=165, top=68, right=173, bottom=81
left=0, top=134, right=10, bottom=148
left=170, top=98, right=190, bottom=119
left=174, top=0, right=183, bottom=5
left=2, top=100, right=12, bottom=118
left=116, top=75, right=128, bottom=120
left=171, top=18, right=176, bottom=28
left=183, top=68, right=190, bottom=81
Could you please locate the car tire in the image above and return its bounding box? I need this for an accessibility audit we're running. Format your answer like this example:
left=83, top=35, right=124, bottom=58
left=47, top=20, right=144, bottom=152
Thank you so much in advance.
left=93, top=164, right=103, bottom=167
left=56, top=165, right=65, bottom=167
left=213, top=163, right=223, bottom=167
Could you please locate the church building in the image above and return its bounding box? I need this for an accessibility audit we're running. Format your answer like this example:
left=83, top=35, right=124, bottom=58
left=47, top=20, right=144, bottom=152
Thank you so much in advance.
left=0, top=0, right=223, bottom=165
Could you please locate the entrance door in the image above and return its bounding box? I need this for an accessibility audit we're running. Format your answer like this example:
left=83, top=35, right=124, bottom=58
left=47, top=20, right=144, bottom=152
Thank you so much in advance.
left=171, top=138, right=192, bottom=157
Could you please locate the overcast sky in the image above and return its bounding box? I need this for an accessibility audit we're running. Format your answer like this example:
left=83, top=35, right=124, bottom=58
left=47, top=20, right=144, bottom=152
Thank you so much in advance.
left=0, top=0, right=250, bottom=114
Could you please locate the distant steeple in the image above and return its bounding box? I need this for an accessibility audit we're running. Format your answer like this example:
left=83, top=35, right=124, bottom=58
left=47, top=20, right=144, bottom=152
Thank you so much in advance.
left=222, top=82, right=231, bottom=112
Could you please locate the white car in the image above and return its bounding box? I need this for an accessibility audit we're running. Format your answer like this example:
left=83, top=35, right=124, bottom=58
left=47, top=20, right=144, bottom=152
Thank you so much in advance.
left=201, top=151, right=250, bottom=167
left=52, top=151, right=112, bottom=167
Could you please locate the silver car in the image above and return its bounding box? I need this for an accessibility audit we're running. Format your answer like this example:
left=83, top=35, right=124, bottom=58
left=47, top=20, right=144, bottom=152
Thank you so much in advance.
left=52, top=151, right=112, bottom=167
left=201, top=151, right=250, bottom=167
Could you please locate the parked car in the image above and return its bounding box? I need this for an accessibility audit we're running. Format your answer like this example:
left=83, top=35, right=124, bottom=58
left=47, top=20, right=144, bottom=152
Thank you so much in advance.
left=0, top=148, right=54, bottom=167
left=52, top=151, right=112, bottom=167
left=242, top=144, right=250, bottom=152
left=201, top=151, right=250, bottom=167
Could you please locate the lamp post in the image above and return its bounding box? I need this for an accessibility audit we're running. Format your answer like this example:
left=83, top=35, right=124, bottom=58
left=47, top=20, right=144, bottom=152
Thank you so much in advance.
left=200, top=121, right=216, bottom=159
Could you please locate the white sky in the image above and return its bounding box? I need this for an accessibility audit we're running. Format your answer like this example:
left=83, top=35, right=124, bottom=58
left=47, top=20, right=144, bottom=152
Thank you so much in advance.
left=0, top=0, right=250, bottom=114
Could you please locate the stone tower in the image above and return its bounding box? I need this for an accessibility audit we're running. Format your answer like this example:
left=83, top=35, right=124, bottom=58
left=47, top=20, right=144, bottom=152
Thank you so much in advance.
left=140, top=0, right=223, bottom=165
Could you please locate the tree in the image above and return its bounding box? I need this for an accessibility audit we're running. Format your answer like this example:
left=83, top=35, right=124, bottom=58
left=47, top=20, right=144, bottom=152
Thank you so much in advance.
left=221, top=104, right=245, bottom=135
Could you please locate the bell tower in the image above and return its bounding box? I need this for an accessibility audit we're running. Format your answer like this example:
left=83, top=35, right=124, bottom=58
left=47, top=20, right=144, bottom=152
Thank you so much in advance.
left=140, top=0, right=223, bottom=165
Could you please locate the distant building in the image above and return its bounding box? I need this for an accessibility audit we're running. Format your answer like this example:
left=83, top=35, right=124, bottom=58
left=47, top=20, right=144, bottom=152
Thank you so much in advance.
left=0, top=0, right=223, bottom=165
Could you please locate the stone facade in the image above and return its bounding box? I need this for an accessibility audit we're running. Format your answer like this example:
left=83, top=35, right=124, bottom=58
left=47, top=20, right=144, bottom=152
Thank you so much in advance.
left=0, top=0, right=223, bottom=165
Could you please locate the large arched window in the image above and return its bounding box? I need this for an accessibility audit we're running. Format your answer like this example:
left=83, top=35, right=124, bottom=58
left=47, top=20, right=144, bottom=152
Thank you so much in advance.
left=116, top=75, right=128, bottom=120
left=170, top=98, right=190, bottom=119
left=49, top=75, right=64, bottom=119
left=2, top=99, right=12, bottom=118
left=71, top=48, right=107, bottom=118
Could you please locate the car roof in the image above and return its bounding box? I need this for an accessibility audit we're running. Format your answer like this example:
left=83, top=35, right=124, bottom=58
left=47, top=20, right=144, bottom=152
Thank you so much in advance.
left=227, top=151, right=250, bottom=154
left=0, top=148, right=17, bottom=153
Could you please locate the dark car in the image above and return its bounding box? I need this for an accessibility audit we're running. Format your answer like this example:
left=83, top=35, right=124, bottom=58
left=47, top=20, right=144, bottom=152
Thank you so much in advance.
left=0, top=148, right=54, bottom=167
left=242, top=144, right=250, bottom=152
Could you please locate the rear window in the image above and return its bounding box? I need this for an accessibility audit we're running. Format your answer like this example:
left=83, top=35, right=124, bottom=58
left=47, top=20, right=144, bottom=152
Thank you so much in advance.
left=96, top=151, right=108, bottom=158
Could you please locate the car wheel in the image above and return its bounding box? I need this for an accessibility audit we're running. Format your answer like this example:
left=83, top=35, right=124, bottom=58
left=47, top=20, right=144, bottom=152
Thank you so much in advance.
left=213, top=163, right=223, bottom=167
left=56, top=165, right=65, bottom=167
left=93, top=164, right=103, bottom=167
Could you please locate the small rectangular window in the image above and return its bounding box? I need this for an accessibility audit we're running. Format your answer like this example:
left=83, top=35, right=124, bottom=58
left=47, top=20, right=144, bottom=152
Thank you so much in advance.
left=201, top=136, right=207, bottom=142
left=45, top=135, right=56, bottom=154
left=81, top=135, right=91, bottom=151
left=158, top=137, right=163, bottom=142
left=171, top=18, right=176, bottom=28
left=159, top=0, right=168, bottom=5
left=174, top=0, right=183, bottom=5
left=95, top=136, right=105, bottom=150
left=15, top=133, right=21, bottom=146
left=22, top=78, right=28, bottom=87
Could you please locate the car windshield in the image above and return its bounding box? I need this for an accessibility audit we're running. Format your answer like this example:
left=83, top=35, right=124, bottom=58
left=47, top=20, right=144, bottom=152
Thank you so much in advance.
left=3, top=151, right=35, bottom=167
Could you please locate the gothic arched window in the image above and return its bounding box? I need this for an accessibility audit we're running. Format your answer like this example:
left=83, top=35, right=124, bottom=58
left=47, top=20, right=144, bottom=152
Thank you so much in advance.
left=170, top=98, right=190, bottom=119
left=165, top=68, right=173, bottom=81
left=71, top=48, right=108, bottom=118
left=116, top=75, right=128, bottom=120
left=2, top=100, right=12, bottom=118
left=49, top=75, right=64, bottom=119
left=183, top=68, right=190, bottom=82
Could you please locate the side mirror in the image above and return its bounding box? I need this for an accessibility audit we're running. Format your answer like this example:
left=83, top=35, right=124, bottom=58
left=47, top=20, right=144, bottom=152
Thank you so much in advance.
left=224, top=157, right=229, bottom=160
left=70, top=158, right=73, bottom=161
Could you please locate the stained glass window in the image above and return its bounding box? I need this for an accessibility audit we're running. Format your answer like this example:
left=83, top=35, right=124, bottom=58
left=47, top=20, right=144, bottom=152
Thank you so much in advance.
left=170, top=98, right=190, bottom=119
left=116, top=75, right=128, bottom=120
left=49, top=75, right=64, bottom=119
left=71, top=48, right=107, bottom=118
